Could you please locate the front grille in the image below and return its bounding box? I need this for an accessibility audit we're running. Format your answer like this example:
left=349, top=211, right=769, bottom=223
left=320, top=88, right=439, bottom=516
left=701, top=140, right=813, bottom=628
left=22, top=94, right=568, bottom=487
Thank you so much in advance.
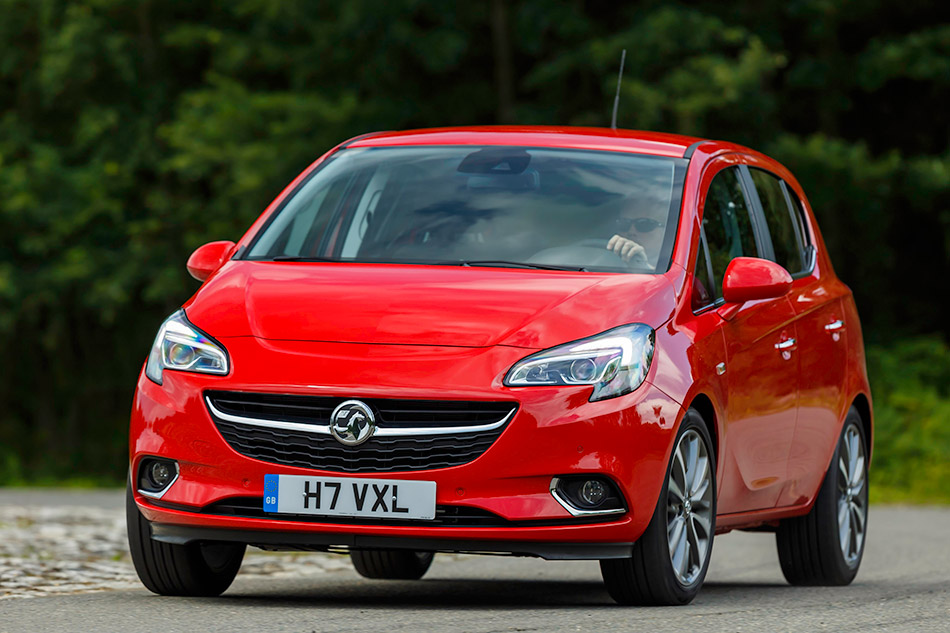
left=207, top=391, right=515, bottom=428
left=206, top=391, right=516, bottom=473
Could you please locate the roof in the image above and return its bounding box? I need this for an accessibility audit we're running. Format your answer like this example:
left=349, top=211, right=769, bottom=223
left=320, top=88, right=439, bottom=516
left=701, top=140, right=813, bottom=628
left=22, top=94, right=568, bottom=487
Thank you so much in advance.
left=345, top=126, right=707, bottom=159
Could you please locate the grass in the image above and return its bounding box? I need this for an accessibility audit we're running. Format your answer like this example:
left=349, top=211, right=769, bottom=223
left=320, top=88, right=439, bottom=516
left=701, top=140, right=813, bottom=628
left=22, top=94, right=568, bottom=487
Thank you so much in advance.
left=865, top=336, right=950, bottom=504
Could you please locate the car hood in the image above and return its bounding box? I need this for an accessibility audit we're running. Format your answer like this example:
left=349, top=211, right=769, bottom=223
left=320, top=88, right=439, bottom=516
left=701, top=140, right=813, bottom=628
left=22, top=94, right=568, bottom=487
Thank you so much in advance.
left=183, top=261, right=676, bottom=349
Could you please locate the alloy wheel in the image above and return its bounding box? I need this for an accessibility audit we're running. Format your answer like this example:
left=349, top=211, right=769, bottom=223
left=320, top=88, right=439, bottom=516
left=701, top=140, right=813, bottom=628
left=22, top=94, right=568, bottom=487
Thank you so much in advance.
left=666, top=428, right=714, bottom=586
left=836, top=423, right=867, bottom=566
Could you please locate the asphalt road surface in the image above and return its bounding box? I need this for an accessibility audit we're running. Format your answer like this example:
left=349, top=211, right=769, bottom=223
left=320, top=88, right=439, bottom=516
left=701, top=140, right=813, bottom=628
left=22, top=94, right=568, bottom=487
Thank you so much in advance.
left=1, top=491, right=948, bottom=633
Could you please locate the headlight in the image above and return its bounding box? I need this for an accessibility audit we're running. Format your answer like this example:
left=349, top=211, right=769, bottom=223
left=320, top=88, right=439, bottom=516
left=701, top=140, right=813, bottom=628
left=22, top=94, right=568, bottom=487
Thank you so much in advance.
left=503, top=324, right=654, bottom=401
left=144, top=310, right=229, bottom=385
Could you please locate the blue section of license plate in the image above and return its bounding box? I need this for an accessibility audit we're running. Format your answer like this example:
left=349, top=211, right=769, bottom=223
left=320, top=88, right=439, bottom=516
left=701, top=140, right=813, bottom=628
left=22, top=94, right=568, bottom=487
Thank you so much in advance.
left=263, top=474, right=279, bottom=512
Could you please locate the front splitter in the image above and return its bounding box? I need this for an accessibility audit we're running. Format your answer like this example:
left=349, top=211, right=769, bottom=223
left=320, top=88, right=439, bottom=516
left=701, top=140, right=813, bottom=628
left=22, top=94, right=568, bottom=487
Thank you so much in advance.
left=150, top=522, right=634, bottom=560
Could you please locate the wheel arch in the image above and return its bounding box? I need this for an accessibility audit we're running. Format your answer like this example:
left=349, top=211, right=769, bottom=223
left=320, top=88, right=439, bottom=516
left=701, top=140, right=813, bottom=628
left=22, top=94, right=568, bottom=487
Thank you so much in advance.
left=686, top=393, right=719, bottom=467
left=850, top=392, right=873, bottom=463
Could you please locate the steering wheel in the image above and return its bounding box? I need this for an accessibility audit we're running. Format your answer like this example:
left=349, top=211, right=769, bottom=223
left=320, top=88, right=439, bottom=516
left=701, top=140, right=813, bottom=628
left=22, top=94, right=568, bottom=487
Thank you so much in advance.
left=527, top=238, right=629, bottom=269
left=574, top=238, right=611, bottom=249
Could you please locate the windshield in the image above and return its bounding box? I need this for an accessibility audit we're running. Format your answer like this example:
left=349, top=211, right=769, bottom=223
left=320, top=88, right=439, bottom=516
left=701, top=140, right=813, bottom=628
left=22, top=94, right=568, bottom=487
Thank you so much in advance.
left=245, top=146, right=686, bottom=273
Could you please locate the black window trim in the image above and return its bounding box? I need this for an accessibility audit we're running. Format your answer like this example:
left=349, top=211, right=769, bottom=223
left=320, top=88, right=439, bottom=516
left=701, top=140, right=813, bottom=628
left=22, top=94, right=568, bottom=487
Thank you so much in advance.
left=779, top=180, right=817, bottom=278
left=690, top=221, right=726, bottom=315
left=691, top=224, right=726, bottom=315
left=741, top=165, right=816, bottom=280
left=737, top=165, right=776, bottom=263
left=690, top=164, right=759, bottom=314
left=778, top=180, right=807, bottom=253
left=655, top=164, right=688, bottom=275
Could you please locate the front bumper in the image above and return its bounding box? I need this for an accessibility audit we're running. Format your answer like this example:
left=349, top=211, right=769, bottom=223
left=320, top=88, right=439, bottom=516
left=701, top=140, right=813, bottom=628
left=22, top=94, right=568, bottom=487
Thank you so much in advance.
left=130, top=336, right=683, bottom=555
left=149, top=522, right=635, bottom=560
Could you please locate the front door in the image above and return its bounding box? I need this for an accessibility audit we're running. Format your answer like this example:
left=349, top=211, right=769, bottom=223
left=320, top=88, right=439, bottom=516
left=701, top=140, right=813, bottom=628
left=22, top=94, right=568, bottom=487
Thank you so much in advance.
left=718, top=297, right=799, bottom=513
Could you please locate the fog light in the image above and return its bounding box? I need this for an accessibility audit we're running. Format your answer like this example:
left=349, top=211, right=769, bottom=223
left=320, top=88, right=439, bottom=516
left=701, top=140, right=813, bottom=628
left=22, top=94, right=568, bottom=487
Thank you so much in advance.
left=138, top=458, right=178, bottom=497
left=150, top=462, right=172, bottom=487
left=550, top=475, right=625, bottom=516
left=580, top=479, right=606, bottom=506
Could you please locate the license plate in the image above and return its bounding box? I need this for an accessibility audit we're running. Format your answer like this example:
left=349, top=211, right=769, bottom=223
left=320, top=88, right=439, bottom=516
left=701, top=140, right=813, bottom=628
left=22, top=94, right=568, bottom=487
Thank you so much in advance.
left=263, top=474, right=436, bottom=520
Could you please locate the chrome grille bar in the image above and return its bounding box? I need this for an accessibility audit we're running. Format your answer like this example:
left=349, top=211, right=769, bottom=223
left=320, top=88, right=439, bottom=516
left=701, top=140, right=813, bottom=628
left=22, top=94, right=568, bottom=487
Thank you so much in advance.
left=205, top=397, right=516, bottom=437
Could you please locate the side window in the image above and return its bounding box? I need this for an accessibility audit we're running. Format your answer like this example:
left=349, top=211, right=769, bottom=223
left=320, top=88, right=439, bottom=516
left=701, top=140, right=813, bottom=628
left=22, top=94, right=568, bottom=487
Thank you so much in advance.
left=749, top=168, right=805, bottom=275
left=781, top=184, right=813, bottom=267
left=691, top=232, right=714, bottom=311
left=701, top=167, right=759, bottom=302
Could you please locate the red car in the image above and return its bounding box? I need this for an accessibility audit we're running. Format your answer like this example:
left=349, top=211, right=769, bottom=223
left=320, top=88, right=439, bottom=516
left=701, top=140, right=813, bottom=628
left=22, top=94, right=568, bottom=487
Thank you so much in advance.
left=127, top=127, right=872, bottom=605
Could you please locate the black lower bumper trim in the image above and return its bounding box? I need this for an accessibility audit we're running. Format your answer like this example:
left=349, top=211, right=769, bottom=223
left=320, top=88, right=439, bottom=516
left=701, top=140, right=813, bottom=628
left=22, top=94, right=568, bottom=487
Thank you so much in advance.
left=150, top=523, right=634, bottom=560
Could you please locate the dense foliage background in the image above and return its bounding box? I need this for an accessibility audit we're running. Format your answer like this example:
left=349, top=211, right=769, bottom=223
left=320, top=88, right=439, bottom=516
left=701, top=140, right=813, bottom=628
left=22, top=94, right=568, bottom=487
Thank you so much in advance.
left=1, top=0, right=948, bottom=498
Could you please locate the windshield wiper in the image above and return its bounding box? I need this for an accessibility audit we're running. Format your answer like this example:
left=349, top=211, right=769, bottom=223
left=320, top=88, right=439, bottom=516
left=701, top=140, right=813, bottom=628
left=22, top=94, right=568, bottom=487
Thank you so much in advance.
left=455, top=260, right=588, bottom=272
left=269, top=255, right=340, bottom=262
left=266, top=256, right=586, bottom=271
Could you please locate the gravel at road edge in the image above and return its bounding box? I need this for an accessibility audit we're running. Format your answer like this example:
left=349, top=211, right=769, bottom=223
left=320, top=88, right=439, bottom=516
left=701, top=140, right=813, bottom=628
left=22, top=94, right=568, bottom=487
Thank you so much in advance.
left=0, top=499, right=350, bottom=599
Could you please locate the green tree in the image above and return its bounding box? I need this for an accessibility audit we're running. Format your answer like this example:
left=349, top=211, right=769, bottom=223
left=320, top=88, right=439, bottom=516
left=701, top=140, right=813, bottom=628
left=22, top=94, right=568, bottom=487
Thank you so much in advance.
left=1, top=0, right=947, bottom=482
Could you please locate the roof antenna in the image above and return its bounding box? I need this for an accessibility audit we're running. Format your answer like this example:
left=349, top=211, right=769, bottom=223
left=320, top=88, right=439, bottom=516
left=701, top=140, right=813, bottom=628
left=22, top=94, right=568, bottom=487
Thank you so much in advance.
left=610, top=49, right=627, bottom=130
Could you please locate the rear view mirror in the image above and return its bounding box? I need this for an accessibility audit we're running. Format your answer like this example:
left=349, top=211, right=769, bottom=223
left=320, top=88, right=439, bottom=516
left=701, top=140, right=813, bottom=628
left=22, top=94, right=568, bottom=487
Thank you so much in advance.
left=721, top=257, right=792, bottom=304
left=186, top=241, right=236, bottom=281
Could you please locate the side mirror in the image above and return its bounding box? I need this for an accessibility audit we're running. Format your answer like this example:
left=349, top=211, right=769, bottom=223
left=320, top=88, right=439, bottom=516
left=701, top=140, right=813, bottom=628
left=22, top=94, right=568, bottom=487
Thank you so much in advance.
left=186, top=241, right=236, bottom=282
left=721, top=257, right=792, bottom=304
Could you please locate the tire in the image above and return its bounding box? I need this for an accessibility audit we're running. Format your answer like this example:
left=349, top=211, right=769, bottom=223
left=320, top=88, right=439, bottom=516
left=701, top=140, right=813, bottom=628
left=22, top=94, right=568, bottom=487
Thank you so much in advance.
left=600, top=409, right=717, bottom=605
left=126, top=484, right=245, bottom=596
left=350, top=549, right=434, bottom=580
left=776, top=407, right=868, bottom=586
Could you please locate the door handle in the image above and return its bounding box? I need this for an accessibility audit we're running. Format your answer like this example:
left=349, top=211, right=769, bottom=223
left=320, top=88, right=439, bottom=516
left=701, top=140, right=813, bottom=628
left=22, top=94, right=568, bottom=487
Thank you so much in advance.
left=774, top=338, right=797, bottom=351
left=824, top=319, right=845, bottom=332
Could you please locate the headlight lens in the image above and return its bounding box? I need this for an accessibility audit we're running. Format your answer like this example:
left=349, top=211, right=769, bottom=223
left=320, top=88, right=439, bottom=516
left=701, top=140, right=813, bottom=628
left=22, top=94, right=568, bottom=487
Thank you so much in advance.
left=503, top=323, right=654, bottom=401
left=144, top=310, right=229, bottom=385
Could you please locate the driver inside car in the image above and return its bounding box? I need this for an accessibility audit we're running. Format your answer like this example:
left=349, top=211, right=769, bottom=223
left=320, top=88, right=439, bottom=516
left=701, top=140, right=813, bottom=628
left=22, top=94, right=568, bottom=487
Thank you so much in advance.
left=606, top=200, right=667, bottom=268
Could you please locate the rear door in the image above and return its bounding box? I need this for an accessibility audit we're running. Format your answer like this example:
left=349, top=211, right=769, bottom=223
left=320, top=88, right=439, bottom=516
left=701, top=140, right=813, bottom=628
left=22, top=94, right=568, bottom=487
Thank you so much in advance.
left=743, top=168, right=850, bottom=507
